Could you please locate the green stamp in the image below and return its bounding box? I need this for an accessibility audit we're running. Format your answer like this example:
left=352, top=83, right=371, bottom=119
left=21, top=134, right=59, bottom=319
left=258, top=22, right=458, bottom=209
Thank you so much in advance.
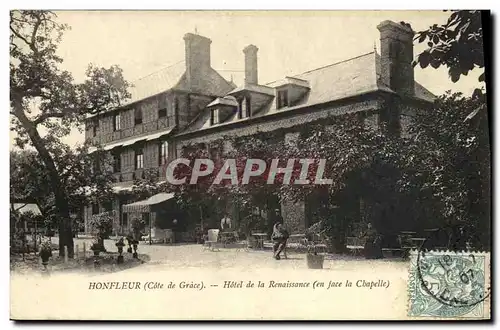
left=408, top=250, right=490, bottom=319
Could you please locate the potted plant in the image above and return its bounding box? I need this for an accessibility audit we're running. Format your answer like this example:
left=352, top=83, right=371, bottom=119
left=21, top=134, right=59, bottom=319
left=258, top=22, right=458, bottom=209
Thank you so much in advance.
left=306, top=243, right=325, bottom=269
left=90, top=240, right=101, bottom=256
left=39, top=241, right=52, bottom=270
left=89, top=212, right=113, bottom=252
left=116, top=237, right=125, bottom=264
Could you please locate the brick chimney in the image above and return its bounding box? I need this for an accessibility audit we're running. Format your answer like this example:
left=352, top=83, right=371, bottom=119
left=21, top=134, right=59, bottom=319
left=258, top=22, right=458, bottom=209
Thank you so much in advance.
left=243, top=45, right=258, bottom=85
left=184, top=33, right=212, bottom=90
left=377, top=21, right=415, bottom=96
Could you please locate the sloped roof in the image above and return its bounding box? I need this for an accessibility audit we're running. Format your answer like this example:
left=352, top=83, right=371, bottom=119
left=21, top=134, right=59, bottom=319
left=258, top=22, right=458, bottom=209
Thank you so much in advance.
left=86, top=63, right=234, bottom=120
left=125, top=61, right=186, bottom=106
left=175, top=68, right=236, bottom=97
left=207, top=96, right=239, bottom=107
left=266, top=52, right=385, bottom=106
left=179, top=51, right=436, bottom=135
left=414, top=82, right=436, bottom=103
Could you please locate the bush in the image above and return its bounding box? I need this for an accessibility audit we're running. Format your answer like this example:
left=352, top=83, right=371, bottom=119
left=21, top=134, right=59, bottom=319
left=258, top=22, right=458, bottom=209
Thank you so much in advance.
left=239, top=214, right=267, bottom=235
left=89, top=212, right=114, bottom=238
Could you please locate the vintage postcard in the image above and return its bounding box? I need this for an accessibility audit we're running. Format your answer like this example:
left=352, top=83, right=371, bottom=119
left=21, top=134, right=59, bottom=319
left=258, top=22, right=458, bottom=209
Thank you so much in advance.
left=9, top=10, right=491, bottom=320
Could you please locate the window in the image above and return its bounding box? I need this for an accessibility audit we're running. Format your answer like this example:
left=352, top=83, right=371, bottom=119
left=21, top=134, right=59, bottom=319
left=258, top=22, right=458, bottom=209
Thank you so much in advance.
left=135, top=149, right=144, bottom=169
left=92, top=120, right=99, bottom=137
left=238, top=97, right=250, bottom=119
left=113, top=153, right=121, bottom=173
left=134, top=108, right=143, bottom=125
left=92, top=203, right=99, bottom=215
left=246, top=97, right=252, bottom=118
left=113, top=113, right=121, bottom=131
left=159, top=141, right=168, bottom=166
left=158, top=107, right=167, bottom=118
left=211, top=108, right=220, bottom=125
left=277, top=89, right=289, bottom=109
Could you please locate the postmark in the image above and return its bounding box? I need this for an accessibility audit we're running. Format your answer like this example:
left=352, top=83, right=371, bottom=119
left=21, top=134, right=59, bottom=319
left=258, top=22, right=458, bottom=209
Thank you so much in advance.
left=408, top=248, right=490, bottom=319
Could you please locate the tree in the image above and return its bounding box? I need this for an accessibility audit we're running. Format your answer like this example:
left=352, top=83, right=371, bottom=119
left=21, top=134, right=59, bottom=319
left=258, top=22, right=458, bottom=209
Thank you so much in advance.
left=10, top=145, right=116, bottom=233
left=411, top=10, right=490, bottom=250
left=397, top=92, right=490, bottom=250
left=130, top=168, right=164, bottom=202
left=413, top=10, right=485, bottom=86
left=10, top=10, right=131, bottom=257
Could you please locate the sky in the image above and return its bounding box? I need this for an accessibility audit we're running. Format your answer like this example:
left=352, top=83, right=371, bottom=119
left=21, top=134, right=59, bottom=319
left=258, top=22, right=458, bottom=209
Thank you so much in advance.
left=9, top=10, right=484, bottom=148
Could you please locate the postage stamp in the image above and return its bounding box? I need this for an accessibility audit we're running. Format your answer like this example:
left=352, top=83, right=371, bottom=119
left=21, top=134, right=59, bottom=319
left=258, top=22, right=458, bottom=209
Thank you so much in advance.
left=9, top=9, right=491, bottom=320
left=408, top=250, right=491, bottom=319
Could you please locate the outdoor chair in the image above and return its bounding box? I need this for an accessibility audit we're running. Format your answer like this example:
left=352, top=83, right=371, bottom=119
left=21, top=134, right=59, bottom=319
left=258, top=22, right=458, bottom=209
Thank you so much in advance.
left=346, top=236, right=366, bottom=256
left=163, top=229, right=174, bottom=244
left=203, top=229, right=221, bottom=251
left=309, top=232, right=329, bottom=253
left=397, top=234, right=415, bottom=259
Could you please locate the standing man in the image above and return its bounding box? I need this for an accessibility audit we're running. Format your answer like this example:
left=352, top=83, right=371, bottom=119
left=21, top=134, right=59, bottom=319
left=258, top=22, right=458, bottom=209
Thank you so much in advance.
left=220, top=213, right=232, bottom=232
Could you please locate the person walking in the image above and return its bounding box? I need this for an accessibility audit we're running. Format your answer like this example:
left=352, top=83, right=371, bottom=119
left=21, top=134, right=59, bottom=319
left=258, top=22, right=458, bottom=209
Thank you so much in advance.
left=271, top=222, right=289, bottom=260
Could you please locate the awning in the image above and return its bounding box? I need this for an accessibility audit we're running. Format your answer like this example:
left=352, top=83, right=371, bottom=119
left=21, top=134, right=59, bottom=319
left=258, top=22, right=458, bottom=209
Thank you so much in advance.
left=88, top=127, right=175, bottom=153
left=88, top=141, right=124, bottom=154
left=145, top=128, right=174, bottom=141
left=123, top=192, right=175, bottom=213
left=11, top=203, right=41, bottom=215
left=122, top=136, right=146, bottom=147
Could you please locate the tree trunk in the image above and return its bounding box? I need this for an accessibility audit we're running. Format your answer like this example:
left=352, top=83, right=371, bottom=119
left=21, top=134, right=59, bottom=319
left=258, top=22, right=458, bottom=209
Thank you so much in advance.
left=12, top=105, right=74, bottom=258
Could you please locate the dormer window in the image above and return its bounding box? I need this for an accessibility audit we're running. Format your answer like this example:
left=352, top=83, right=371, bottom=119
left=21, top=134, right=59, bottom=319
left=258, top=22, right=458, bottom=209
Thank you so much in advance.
left=211, top=108, right=220, bottom=125
left=134, top=108, right=143, bottom=126
left=277, top=89, right=289, bottom=109
left=238, top=97, right=251, bottom=119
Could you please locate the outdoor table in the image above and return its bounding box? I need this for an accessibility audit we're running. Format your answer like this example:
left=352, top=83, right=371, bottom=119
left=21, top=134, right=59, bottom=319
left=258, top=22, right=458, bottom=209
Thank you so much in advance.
left=220, top=231, right=238, bottom=246
left=252, top=233, right=267, bottom=249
